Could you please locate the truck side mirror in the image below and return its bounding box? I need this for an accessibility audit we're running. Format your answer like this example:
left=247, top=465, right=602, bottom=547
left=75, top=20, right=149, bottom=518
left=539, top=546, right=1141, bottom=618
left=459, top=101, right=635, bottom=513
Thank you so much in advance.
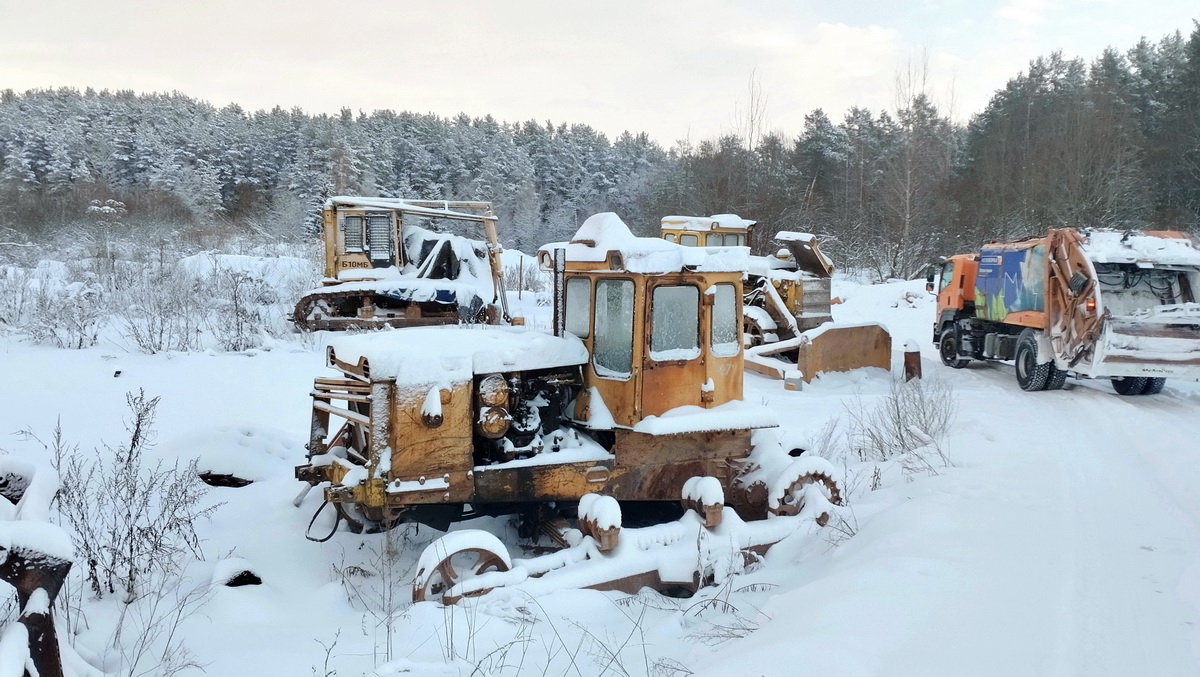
left=926, top=281, right=935, bottom=293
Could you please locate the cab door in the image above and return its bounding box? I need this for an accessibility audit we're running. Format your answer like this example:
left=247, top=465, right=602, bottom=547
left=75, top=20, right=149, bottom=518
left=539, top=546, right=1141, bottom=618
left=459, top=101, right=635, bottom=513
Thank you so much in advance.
left=640, top=279, right=706, bottom=418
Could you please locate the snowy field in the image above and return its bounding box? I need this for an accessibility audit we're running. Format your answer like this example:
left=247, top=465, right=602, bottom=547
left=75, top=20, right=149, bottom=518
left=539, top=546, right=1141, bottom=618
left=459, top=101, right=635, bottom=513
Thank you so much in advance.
left=3, top=265, right=1200, bottom=676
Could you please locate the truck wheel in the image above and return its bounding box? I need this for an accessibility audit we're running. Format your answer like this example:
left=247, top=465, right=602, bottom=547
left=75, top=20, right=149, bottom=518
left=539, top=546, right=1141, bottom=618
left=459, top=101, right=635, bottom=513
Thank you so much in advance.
left=1141, top=377, right=1166, bottom=395
left=1014, top=330, right=1050, bottom=391
left=939, top=327, right=970, bottom=369
left=1111, top=377, right=1148, bottom=396
left=1045, top=364, right=1068, bottom=390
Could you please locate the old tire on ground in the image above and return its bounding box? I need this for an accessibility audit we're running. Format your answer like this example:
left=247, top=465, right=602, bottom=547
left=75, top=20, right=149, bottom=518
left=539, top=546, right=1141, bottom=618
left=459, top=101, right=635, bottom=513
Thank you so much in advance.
left=1044, top=363, right=1068, bottom=390
left=1014, top=329, right=1050, bottom=391
left=939, top=326, right=971, bottom=369
left=412, top=532, right=511, bottom=605
left=1141, top=377, right=1167, bottom=395
left=1111, top=376, right=1149, bottom=396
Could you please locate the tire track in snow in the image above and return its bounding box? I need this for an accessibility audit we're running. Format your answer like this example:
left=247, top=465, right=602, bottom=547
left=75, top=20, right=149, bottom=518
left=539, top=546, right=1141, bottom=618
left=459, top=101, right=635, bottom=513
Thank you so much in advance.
left=949, top=362, right=1200, bottom=674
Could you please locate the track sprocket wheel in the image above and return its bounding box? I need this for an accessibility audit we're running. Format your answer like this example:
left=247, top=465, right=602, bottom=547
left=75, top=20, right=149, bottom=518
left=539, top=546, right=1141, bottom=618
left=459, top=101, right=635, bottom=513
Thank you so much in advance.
left=767, top=458, right=844, bottom=526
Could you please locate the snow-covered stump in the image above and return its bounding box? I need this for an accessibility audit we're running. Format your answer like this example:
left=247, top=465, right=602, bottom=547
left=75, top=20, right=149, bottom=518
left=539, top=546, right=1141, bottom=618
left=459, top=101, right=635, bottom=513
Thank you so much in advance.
left=0, top=458, right=73, bottom=677
left=903, top=339, right=922, bottom=381
left=0, top=545, right=71, bottom=677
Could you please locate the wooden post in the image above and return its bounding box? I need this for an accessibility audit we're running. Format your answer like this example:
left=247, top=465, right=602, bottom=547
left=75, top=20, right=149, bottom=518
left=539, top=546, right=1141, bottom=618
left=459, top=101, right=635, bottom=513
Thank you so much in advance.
left=0, top=550, right=71, bottom=677
left=903, top=339, right=922, bottom=381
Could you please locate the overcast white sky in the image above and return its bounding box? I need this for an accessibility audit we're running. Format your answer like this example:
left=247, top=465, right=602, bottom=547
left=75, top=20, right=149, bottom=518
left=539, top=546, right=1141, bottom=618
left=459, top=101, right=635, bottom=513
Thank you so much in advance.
left=0, top=1, right=1195, bottom=144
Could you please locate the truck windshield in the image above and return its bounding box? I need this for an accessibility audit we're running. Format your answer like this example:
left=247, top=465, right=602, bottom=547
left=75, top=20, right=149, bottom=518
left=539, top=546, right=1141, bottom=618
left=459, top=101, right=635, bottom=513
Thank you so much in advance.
left=1093, top=264, right=1194, bottom=315
left=939, top=261, right=954, bottom=291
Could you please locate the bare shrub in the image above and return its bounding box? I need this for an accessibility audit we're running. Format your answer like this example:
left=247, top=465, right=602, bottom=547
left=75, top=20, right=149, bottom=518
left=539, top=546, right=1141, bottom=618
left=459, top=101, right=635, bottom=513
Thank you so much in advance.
left=331, top=525, right=419, bottom=666
left=0, top=265, right=32, bottom=331
left=24, top=278, right=108, bottom=349
left=843, top=377, right=956, bottom=474
left=502, top=261, right=547, bottom=293
left=115, top=265, right=204, bottom=354
left=52, top=391, right=219, bottom=601
left=21, top=392, right=219, bottom=677
left=209, top=268, right=274, bottom=351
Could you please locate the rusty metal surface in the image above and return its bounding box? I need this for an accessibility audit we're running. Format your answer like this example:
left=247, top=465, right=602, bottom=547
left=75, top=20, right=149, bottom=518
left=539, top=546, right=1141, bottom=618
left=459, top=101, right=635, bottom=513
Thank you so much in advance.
left=795, top=323, right=891, bottom=383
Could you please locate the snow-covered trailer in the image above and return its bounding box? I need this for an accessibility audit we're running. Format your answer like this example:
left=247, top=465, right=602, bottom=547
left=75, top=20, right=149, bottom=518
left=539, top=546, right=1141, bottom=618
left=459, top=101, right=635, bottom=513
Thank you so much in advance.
left=292, top=197, right=514, bottom=331
left=295, top=213, right=842, bottom=602
left=931, top=228, right=1200, bottom=394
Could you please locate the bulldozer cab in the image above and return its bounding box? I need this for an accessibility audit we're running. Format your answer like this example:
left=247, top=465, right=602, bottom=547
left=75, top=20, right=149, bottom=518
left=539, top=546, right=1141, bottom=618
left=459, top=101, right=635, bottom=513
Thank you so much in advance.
left=660, top=214, right=754, bottom=248
left=541, top=214, right=747, bottom=429
left=321, top=197, right=501, bottom=282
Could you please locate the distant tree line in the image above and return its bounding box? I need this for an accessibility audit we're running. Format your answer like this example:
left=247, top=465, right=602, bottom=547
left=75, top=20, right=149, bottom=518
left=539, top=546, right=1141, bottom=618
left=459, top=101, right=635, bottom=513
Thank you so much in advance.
left=2, top=22, right=1198, bottom=278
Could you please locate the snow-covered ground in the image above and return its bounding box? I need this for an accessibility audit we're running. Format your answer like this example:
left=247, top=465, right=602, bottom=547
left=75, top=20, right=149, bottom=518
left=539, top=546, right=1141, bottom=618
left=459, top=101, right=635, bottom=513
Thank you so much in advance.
left=2, top=271, right=1200, bottom=676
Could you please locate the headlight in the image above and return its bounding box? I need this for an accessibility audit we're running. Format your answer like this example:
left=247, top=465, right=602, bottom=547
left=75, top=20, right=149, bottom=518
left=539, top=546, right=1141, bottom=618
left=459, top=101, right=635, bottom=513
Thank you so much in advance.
left=478, top=374, right=510, bottom=407
left=477, top=406, right=511, bottom=439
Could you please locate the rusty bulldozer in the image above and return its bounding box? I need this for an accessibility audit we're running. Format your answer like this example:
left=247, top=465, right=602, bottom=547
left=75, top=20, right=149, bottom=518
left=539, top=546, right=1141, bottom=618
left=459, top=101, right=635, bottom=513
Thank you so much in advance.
left=292, top=197, right=514, bottom=331
left=661, top=214, right=891, bottom=385
left=295, top=212, right=845, bottom=604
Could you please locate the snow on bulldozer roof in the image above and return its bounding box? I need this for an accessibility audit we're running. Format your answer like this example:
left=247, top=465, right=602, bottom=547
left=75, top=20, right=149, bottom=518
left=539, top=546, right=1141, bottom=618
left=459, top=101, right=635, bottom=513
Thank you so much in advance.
left=541, top=212, right=749, bottom=274
left=1081, top=229, right=1200, bottom=267
left=660, top=214, right=756, bottom=231
left=324, top=196, right=495, bottom=222
left=328, top=326, right=588, bottom=387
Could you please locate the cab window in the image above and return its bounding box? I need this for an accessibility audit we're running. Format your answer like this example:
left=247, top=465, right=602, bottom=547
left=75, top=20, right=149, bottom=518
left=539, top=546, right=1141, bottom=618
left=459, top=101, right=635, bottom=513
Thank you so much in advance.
left=664, top=233, right=677, bottom=243
left=650, top=285, right=699, bottom=361
left=679, top=234, right=699, bottom=247
left=939, top=261, right=955, bottom=291
left=710, top=284, right=740, bottom=357
left=593, top=279, right=635, bottom=378
left=565, top=277, right=591, bottom=338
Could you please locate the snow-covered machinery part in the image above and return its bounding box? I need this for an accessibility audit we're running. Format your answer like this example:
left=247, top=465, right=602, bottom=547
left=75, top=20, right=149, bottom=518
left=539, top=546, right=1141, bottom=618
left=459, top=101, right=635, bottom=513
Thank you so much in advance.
left=660, top=215, right=834, bottom=348
left=660, top=214, right=891, bottom=383
left=292, top=197, right=513, bottom=332
left=932, top=228, right=1200, bottom=394
left=412, top=461, right=843, bottom=605
left=295, top=213, right=846, bottom=600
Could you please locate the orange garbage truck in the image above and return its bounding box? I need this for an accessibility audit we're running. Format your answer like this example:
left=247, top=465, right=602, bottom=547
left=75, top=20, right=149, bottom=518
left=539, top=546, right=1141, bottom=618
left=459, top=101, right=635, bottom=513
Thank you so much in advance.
left=930, top=228, right=1200, bottom=394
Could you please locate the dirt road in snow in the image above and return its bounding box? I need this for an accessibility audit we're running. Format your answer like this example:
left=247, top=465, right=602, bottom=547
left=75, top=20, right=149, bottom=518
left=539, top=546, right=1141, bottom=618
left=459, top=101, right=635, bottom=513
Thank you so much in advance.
left=955, top=363, right=1200, bottom=676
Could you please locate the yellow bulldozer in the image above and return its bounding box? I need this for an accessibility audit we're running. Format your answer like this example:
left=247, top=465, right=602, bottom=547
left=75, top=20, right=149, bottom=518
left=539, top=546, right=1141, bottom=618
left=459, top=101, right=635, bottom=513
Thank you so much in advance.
left=661, top=214, right=889, bottom=384
left=660, top=214, right=834, bottom=345
left=292, top=197, right=513, bottom=331
left=295, top=212, right=845, bottom=603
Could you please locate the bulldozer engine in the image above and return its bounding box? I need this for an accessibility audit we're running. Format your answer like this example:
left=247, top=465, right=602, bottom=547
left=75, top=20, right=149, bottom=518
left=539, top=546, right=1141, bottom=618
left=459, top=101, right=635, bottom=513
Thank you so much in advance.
left=473, top=368, right=581, bottom=465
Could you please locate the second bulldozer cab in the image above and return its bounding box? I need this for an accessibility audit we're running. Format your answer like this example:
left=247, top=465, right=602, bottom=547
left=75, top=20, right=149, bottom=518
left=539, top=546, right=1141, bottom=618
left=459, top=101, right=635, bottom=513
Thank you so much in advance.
left=660, top=214, right=753, bottom=248
left=294, top=197, right=513, bottom=331
left=322, top=197, right=504, bottom=284
left=540, top=213, right=747, bottom=428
